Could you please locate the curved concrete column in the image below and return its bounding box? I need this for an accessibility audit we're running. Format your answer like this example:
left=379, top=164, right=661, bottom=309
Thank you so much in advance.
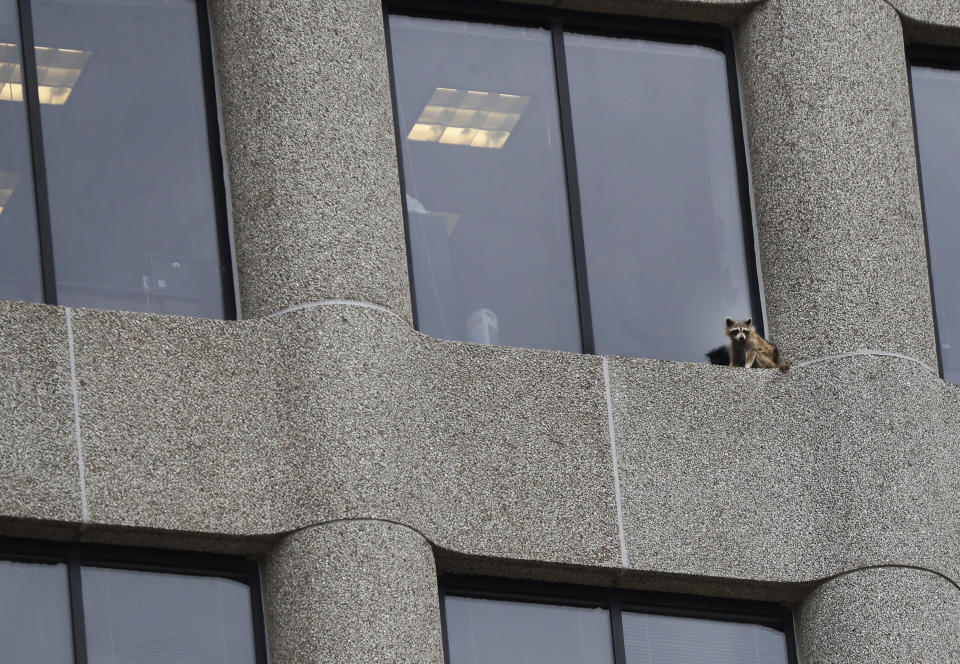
left=207, top=0, right=412, bottom=320
left=737, top=0, right=937, bottom=365
left=262, top=520, right=444, bottom=664
left=796, top=567, right=960, bottom=663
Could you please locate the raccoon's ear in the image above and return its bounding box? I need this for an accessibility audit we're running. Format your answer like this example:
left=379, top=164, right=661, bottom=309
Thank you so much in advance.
left=725, top=318, right=734, bottom=327
left=744, top=318, right=752, bottom=326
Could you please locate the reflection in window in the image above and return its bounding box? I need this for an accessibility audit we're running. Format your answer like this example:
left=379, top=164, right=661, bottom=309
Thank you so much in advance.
left=0, top=2, right=43, bottom=303
left=387, top=12, right=760, bottom=360
left=911, top=59, right=960, bottom=383
left=565, top=34, right=754, bottom=361
left=390, top=16, right=581, bottom=352
left=33, top=0, right=228, bottom=317
left=0, top=0, right=232, bottom=317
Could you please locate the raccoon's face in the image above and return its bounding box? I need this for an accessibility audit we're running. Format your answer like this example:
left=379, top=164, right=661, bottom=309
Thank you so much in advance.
left=725, top=317, right=753, bottom=342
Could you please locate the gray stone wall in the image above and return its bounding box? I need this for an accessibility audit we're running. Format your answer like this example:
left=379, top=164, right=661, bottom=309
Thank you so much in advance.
left=2, top=0, right=960, bottom=661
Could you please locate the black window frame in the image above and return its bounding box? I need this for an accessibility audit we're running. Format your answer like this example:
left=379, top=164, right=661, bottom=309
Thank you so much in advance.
left=0, top=536, right=269, bottom=664
left=7, top=0, right=237, bottom=319
left=906, top=44, right=960, bottom=381
left=382, top=0, right=766, bottom=355
left=438, top=574, right=798, bottom=664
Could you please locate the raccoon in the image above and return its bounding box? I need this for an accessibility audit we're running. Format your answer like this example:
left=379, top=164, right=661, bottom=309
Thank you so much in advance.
left=724, top=318, right=789, bottom=372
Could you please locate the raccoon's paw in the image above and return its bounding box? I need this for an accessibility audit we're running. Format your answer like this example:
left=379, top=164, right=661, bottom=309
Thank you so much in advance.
left=779, top=362, right=790, bottom=373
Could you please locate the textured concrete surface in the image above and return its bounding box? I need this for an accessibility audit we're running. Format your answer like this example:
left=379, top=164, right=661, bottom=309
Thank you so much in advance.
left=69, top=304, right=620, bottom=568
left=208, top=0, right=411, bottom=321
left=6, top=300, right=949, bottom=588
left=67, top=308, right=291, bottom=534
left=797, top=567, right=960, bottom=663
left=263, top=521, right=444, bottom=664
left=0, top=302, right=81, bottom=522
left=608, top=354, right=960, bottom=583
left=737, top=0, right=937, bottom=366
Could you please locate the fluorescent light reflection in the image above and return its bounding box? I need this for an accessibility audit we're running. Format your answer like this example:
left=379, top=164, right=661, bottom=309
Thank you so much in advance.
left=408, top=87, right=530, bottom=149
left=0, top=171, right=19, bottom=218
left=0, top=42, right=91, bottom=105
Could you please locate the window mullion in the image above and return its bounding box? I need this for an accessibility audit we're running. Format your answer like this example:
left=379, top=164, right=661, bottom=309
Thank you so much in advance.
left=609, top=596, right=628, bottom=664
left=15, top=0, right=57, bottom=305
left=550, top=20, right=596, bottom=355
left=66, top=557, right=89, bottom=664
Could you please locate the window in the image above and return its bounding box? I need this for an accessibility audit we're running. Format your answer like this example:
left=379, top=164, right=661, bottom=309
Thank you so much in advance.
left=0, top=0, right=234, bottom=318
left=441, top=577, right=797, bottom=664
left=909, top=47, right=960, bottom=383
left=385, top=4, right=762, bottom=362
left=0, top=538, right=268, bottom=664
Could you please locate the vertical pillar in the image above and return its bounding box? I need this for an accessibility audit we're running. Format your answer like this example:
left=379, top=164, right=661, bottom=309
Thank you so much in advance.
left=797, top=567, right=960, bottom=663
left=262, top=520, right=445, bottom=664
left=207, top=0, right=412, bottom=320
left=736, top=0, right=937, bottom=365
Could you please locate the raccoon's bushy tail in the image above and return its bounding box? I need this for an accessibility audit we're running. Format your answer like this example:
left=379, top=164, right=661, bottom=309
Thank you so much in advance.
left=773, top=346, right=790, bottom=373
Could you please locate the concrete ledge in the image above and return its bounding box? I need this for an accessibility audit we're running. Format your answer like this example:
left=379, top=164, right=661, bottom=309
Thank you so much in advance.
left=2, top=301, right=958, bottom=588
left=0, top=302, right=81, bottom=523
left=609, top=353, right=960, bottom=584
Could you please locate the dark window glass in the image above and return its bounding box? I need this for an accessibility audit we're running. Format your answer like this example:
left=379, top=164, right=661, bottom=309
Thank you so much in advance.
left=0, top=0, right=44, bottom=302
left=387, top=9, right=760, bottom=361
left=31, top=0, right=227, bottom=317
left=389, top=15, right=582, bottom=352
left=565, top=34, right=753, bottom=362
left=0, top=560, right=73, bottom=664
left=82, top=567, right=257, bottom=664
left=0, top=541, right=266, bottom=664
left=622, top=611, right=789, bottom=663
left=441, top=581, right=795, bottom=664
left=445, top=596, right=615, bottom=664
left=911, top=60, right=960, bottom=382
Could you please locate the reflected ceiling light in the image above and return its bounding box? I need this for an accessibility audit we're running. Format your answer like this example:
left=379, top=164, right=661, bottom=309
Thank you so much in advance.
left=0, top=42, right=91, bottom=105
left=408, top=87, right=530, bottom=149
left=405, top=195, right=461, bottom=235
left=0, top=171, right=19, bottom=218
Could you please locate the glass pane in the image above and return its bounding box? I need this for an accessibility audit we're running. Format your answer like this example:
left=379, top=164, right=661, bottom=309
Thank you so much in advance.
left=31, top=0, right=227, bottom=317
left=0, top=560, right=74, bottom=664
left=911, top=64, right=960, bottom=383
left=622, top=612, right=789, bottom=664
left=445, top=596, right=615, bottom=664
left=81, top=566, right=256, bottom=664
left=565, top=34, right=754, bottom=362
left=389, top=15, right=582, bottom=352
left=0, top=0, right=43, bottom=302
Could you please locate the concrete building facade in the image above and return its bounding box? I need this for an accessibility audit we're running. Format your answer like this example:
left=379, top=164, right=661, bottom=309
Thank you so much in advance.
left=3, top=0, right=960, bottom=661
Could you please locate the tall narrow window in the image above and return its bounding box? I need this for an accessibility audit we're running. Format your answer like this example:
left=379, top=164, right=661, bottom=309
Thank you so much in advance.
left=910, top=49, right=960, bottom=383
left=1, top=0, right=234, bottom=318
left=389, top=16, right=582, bottom=352
left=565, top=34, right=754, bottom=360
left=386, top=5, right=761, bottom=361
